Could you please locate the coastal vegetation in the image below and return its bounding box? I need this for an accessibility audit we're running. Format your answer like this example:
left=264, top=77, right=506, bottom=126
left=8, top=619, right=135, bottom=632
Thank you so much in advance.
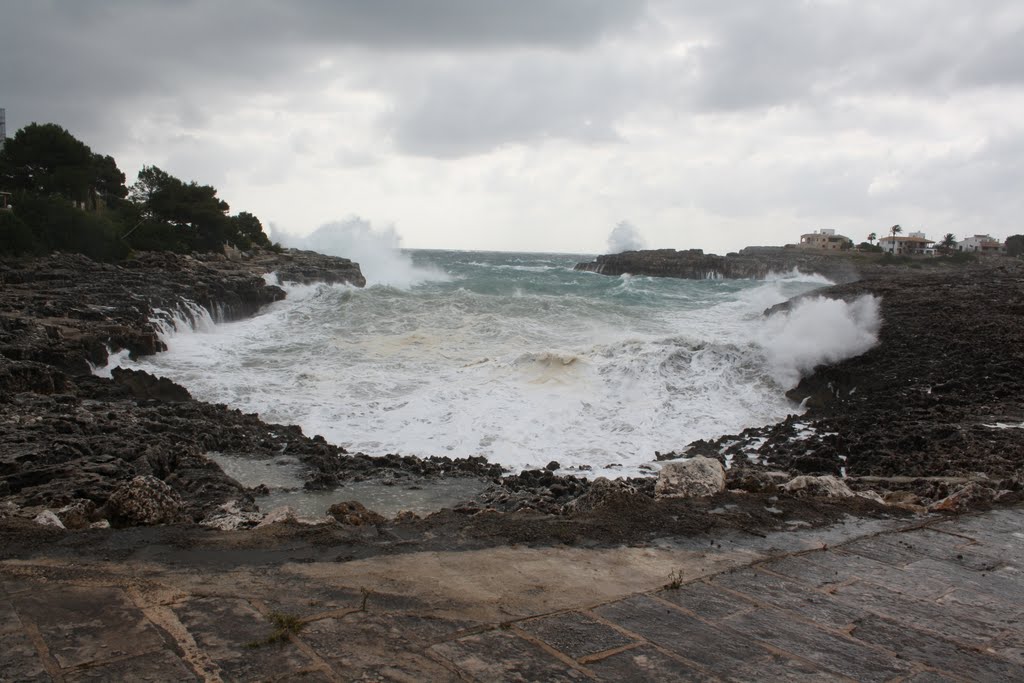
left=0, top=122, right=272, bottom=260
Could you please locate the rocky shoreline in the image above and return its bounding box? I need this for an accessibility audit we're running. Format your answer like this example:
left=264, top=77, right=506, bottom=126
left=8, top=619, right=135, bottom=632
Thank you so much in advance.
left=2, top=248, right=1023, bottom=547
left=574, top=246, right=872, bottom=282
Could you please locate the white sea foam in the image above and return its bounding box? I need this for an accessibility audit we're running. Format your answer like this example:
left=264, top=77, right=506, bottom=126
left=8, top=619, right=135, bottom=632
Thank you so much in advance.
left=107, top=251, right=883, bottom=478
left=758, top=295, right=881, bottom=389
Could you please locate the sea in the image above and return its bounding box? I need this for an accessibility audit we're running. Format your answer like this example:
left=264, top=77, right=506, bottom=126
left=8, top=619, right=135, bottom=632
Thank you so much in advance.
left=103, top=244, right=881, bottom=481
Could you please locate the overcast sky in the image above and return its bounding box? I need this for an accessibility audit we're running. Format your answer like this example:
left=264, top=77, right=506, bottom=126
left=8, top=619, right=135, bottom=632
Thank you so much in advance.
left=3, top=1, right=1023, bottom=253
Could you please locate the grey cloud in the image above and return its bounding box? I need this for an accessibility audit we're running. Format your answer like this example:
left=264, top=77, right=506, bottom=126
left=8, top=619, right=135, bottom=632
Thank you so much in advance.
left=384, top=55, right=642, bottom=157
left=674, top=0, right=1024, bottom=111
left=0, top=1, right=647, bottom=156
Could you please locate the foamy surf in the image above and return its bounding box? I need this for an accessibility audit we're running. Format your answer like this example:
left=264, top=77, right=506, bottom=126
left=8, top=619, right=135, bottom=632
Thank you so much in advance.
left=108, top=250, right=881, bottom=478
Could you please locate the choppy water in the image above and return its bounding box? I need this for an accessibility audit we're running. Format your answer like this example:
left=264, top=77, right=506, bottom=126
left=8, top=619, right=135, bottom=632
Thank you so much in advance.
left=108, top=248, right=880, bottom=478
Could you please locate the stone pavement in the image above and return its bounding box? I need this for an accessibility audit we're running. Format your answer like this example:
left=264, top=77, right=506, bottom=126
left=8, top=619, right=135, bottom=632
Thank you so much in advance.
left=2, top=508, right=1023, bottom=682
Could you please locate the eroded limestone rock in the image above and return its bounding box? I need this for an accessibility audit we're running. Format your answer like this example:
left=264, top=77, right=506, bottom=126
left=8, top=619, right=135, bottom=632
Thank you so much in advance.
left=782, top=475, right=855, bottom=498
left=106, top=475, right=185, bottom=526
left=327, top=501, right=386, bottom=526
left=655, top=457, right=726, bottom=499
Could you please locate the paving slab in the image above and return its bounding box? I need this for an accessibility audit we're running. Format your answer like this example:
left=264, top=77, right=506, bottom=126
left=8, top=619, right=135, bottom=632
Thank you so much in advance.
left=712, top=567, right=870, bottom=630
left=594, top=594, right=773, bottom=674
left=723, top=651, right=853, bottom=682
left=2, top=508, right=1024, bottom=681
left=517, top=610, right=637, bottom=660
left=172, top=596, right=320, bottom=681
left=298, top=613, right=464, bottom=681
left=848, top=614, right=1024, bottom=681
left=11, top=585, right=167, bottom=670
left=1, top=595, right=23, bottom=635
left=654, top=581, right=754, bottom=621
left=763, top=547, right=953, bottom=599
left=63, top=649, right=198, bottom=682
left=721, top=607, right=912, bottom=682
left=585, top=644, right=719, bottom=682
left=431, top=629, right=589, bottom=681
left=0, top=630, right=51, bottom=682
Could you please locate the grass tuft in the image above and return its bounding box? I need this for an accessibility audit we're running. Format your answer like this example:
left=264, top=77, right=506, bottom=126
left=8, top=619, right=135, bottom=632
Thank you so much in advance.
left=246, top=611, right=306, bottom=648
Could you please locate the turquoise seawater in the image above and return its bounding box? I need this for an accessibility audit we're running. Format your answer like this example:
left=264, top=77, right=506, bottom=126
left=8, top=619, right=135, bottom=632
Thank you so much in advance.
left=113, top=248, right=879, bottom=477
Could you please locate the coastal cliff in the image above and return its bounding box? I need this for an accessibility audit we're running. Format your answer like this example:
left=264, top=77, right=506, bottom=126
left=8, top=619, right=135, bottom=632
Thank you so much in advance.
left=575, top=247, right=865, bottom=282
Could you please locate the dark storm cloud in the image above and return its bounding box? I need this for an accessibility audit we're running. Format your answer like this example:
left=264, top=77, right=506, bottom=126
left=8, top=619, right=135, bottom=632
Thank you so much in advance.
left=0, top=1, right=646, bottom=152
left=2, top=0, right=1023, bottom=166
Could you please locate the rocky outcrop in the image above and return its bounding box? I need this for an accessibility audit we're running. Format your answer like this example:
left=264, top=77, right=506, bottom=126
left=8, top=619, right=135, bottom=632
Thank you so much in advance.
left=782, top=475, right=855, bottom=498
left=104, top=475, right=187, bottom=526
left=0, top=248, right=369, bottom=526
left=574, top=247, right=864, bottom=282
left=0, top=248, right=365, bottom=379
left=669, top=258, right=1024, bottom=507
left=328, top=501, right=386, bottom=526
left=655, top=457, right=726, bottom=499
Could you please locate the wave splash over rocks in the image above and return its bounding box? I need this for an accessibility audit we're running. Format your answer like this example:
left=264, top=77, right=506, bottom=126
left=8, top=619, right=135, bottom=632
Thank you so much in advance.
left=114, top=250, right=881, bottom=477
left=274, top=218, right=449, bottom=289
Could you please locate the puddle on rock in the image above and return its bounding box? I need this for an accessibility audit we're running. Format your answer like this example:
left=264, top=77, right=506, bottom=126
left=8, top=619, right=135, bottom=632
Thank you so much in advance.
left=209, top=452, right=489, bottom=518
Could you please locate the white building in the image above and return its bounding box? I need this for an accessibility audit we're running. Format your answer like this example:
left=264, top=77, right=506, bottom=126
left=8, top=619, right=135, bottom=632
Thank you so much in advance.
left=878, top=231, right=934, bottom=256
left=957, top=235, right=1004, bottom=254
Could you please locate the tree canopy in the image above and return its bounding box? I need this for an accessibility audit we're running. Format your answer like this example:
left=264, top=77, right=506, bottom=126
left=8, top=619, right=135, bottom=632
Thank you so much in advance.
left=129, top=165, right=271, bottom=252
left=1007, top=234, right=1024, bottom=257
left=0, top=122, right=271, bottom=259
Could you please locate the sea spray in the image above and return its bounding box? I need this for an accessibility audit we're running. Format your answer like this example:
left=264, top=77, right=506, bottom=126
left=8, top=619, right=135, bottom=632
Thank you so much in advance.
left=275, top=217, right=450, bottom=288
left=607, top=220, right=646, bottom=253
left=758, top=294, right=881, bottom=389
left=109, top=251, right=882, bottom=477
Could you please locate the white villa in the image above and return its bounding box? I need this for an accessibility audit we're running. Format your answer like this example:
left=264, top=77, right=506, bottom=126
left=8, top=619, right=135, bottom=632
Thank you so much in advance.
left=957, top=235, right=1004, bottom=254
left=878, top=231, right=935, bottom=256
left=798, top=229, right=851, bottom=250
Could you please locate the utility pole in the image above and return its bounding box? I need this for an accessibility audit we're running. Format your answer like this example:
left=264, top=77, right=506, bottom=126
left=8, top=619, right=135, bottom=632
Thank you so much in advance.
left=0, top=108, right=6, bottom=150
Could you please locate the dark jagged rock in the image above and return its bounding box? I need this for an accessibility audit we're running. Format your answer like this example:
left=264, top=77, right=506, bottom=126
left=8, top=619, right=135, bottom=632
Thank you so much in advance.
left=104, top=475, right=187, bottom=526
left=110, top=367, right=191, bottom=402
left=575, top=247, right=865, bottom=282
left=0, top=248, right=369, bottom=525
left=327, top=500, right=386, bottom=526
left=670, top=258, right=1024, bottom=501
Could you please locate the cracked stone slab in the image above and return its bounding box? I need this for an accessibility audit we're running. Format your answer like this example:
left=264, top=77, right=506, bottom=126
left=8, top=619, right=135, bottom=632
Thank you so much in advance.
left=172, top=596, right=318, bottom=680
left=11, top=585, right=167, bottom=669
left=828, top=577, right=1008, bottom=643
left=722, top=606, right=912, bottom=682
left=0, top=630, right=50, bottom=682
left=724, top=651, right=851, bottom=682
left=654, top=582, right=754, bottom=622
left=431, top=630, right=588, bottom=681
left=594, top=594, right=771, bottom=675
left=764, top=548, right=952, bottom=599
left=848, top=615, right=1024, bottom=680
left=586, top=645, right=716, bottom=681
left=518, top=611, right=636, bottom=661
left=64, top=649, right=197, bottom=682
left=1, top=596, right=23, bottom=635
left=712, top=567, right=870, bottom=630
left=299, top=614, right=463, bottom=681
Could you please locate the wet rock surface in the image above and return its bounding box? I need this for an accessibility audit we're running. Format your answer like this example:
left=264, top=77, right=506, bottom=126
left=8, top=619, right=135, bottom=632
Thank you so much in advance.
left=668, top=257, right=1024, bottom=509
left=574, top=246, right=874, bottom=282
left=1, top=247, right=1022, bottom=538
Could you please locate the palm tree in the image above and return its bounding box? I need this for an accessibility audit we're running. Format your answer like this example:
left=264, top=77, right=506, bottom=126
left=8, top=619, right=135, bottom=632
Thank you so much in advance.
left=867, top=232, right=877, bottom=244
left=889, top=224, right=902, bottom=254
left=940, top=233, right=957, bottom=255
